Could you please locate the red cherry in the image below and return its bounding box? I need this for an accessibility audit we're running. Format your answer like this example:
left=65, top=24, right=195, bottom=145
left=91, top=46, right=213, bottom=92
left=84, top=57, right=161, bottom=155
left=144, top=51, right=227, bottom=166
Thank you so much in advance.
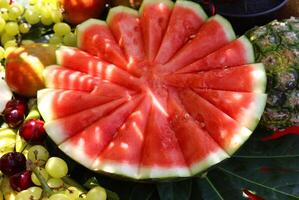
left=19, top=119, right=46, bottom=143
left=0, top=152, right=26, bottom=176
left=10, top=170, right=33, bottom=191
left=5, top=99, right=27, bottom=115
left=3, top=108, right=25, bottom=128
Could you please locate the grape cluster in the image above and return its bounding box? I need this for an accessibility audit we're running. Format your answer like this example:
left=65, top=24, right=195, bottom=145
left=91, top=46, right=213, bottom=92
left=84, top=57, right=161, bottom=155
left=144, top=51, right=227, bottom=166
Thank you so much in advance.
left=0, top=0, right=76, bottom=62
left=0, top=99, right=107, bottom=199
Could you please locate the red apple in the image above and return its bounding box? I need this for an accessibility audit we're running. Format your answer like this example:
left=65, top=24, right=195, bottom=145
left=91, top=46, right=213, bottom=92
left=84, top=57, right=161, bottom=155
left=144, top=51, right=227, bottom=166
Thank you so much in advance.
left=59, top=0, right=106, bottom=25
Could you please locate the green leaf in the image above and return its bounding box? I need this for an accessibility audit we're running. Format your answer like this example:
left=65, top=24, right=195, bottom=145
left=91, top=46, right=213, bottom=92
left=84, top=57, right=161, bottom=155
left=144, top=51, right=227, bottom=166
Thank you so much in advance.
left=157, top=179, right=192, bottom=200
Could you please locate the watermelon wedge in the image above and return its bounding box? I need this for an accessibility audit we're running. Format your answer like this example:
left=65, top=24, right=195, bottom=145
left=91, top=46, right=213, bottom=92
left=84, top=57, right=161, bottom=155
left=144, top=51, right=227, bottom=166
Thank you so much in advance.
left=37, top=0, right=267, bottom=179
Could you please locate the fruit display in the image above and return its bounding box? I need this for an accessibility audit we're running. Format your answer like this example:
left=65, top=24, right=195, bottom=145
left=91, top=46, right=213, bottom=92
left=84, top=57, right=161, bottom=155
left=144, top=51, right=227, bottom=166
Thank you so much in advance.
left=36, top=0, right=267, bottom=180
left=0, top=0, right=298, bottom=199
left=246, top=17, right=299, bottom=130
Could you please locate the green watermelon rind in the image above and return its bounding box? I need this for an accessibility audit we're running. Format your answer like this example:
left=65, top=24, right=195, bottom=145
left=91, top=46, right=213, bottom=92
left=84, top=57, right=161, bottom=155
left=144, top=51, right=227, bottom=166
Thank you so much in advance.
left=76, top=19, right=107, bottom=49
left=139, top=0, right=174, bottom=14
left=237, top=93, right=267, bottom=131
left=238, top=35, right=255, bottom=64
left=106, top=6, right=139, bottom=25
left=251, top=63, right=267, bottom=93
left=211, top=15, right=236, bottom=42
left=175, top=0, right=208, bottom=21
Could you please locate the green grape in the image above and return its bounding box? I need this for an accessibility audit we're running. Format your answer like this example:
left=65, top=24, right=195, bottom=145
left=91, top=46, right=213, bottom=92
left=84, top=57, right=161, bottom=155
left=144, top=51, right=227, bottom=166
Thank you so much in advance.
left=49, top=193, right=70, bottom=200
left=86, top=186, right=107, bottom=200
left=49, top=35, right=62, bottom=45
left=8, top=5, right=23, bottom=20
left=47, top=178, right=64, bottom=191
left=29, top=0, right=39, bottom=5
left=1, top=32, right=14, bottom=45
left=21, top=39, right=34, bottom=45
left=45, top=157, right=68, bottom=178
left=19, top=23, right=31, bottom=34
left=24, top=8, right=40, bottom=25
left=4, top=39, right=17, bottom=49
left=53, top=22, right=71, bottom=37
left=4, top=22, right=19, bottom=36
left=0, top=16, right=5, bottom=32
left=0, top=0, right=9, bottom=8
left=0, top=46, right=4, bottom=60
left=63, top=32, right=77, bottom=47
left=31, top=167, right=49, bottom=186
left=50, top=9, right=62, bottom=23
left=41, top=9, right=53, bottom=26
left=0, top=8, right=9, bottom=21
left=16, top=186, right=43, bottom=200
left=64, top=186, right=84, bottom=200
left=28, top=145, right=50, bottom=166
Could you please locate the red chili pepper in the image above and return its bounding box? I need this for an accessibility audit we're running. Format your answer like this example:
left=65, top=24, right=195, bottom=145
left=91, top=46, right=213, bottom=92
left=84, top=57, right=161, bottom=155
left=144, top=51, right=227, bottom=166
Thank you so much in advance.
left=261, top=126, right=299, bottom=141
left=243, top=189, right=265, bottom=200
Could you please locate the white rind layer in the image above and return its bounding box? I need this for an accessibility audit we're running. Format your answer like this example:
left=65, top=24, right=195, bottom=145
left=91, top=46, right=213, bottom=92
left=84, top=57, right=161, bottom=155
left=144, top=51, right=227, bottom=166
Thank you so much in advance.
left=251, top=63, right=267, bottom=93
left=37, top=89, right=57, bottom=121
left=56, top=46, right=77, bottom=66
left=225, top=126, right=252, bottom=155
left=175, top=0, right=207, bottom=21
left=189, top=149, right=229, bottom=175
left=237, top=93, right=267, bottom=131
left=238, top=36, right=255, bottom=63
left=76, top=19, right=106, bottom=48
left=0, top=72, right=12, bottom=113
left=107, top=6, right=139, bottom=25
left=139, top=166, right=190, bottom=179
left=139, top=0, right=174, bottom=14
left=59, top=140, right=95, bottom=169
left=93, top=160, right=139, bottom=179
left=44, top=121, right=68, bottom=145
left=211, top=15, right=236, bottom=42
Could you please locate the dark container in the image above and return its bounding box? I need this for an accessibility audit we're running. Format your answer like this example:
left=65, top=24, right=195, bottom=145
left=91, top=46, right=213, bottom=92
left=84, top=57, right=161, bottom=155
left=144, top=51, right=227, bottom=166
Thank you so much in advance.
left=202, top=0, right=289, bottom=35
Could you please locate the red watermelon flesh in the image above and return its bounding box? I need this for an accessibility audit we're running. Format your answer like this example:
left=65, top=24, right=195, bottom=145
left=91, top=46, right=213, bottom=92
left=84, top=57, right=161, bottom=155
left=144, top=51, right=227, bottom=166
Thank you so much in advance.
left=93, top=96, right=151, bottom=178
left=76, top=19, right=128, bottom=69
left=38, top=0, right=267, bottom=179
left=157, top=14, right=236, bottom=74
left=140, top=0, right=173, bottom=62
left=167, top=89, right=228, bottom=174
left=177, top=36, right=254, bottom=73
left=179, top=89, right=252, bottom=155
left=164, top=64, right=266, bottom=93
left=155, top=0, right=207, bottom=64
left=193, top=89, right=267, bottom=131
left=59, top=95, right=143, bottom=168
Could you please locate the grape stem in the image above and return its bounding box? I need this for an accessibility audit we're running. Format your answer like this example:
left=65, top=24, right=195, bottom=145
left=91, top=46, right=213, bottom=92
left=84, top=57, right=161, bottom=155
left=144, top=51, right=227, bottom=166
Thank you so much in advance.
left=62, top=176, right=87, bottom=193
left=32, top=167, right=54, bottom=196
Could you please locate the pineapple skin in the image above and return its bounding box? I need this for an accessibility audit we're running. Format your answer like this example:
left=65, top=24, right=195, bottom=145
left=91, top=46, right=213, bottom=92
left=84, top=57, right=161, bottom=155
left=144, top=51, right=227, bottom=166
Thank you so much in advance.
left=246, top=17, right=299, bottom=131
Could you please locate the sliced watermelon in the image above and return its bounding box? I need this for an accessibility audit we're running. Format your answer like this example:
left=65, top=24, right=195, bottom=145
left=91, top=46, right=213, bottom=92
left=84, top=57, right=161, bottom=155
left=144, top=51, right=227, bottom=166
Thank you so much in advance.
left=157, top=14, right=236, bottom=74
left=56, top=46, right=142, bottom=91
left=179, top=89, right=252, bottom=155
left=194, top=89, right=267, bottom=131
left=164, top=64, right=267, bottom=93
left=140, top=90, right=190, bottom=178
left=93, top=96, right=151, bottom=179
left=76, top=19, right=128, bottom=68
left=44, top=97, right=128, bottom=144
left=177, top=36, right=255, bottom=73
left=37, top=0, right=267, bottom=180
left=37, top=88, right=123, bottom=121
left=59, top=95, right=143, bottom=168
left=43, top=65, right=100, bottom=92
left=107, top=6, right=145, bottom=76
left=155, top=0, right=207, bottom=64
left=139, top=0, right=173, bottom=62
left=167, top=89, right=228, bottom=174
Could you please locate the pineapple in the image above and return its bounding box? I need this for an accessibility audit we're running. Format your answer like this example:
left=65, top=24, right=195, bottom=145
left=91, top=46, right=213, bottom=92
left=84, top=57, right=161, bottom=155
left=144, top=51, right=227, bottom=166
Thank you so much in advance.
left=246, top=17, right=299, bottom=131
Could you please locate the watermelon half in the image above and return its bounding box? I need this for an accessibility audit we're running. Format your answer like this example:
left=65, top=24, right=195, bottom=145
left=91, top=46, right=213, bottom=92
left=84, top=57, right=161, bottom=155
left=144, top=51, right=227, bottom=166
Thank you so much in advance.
left=37, top=0, right=267, bottom=179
